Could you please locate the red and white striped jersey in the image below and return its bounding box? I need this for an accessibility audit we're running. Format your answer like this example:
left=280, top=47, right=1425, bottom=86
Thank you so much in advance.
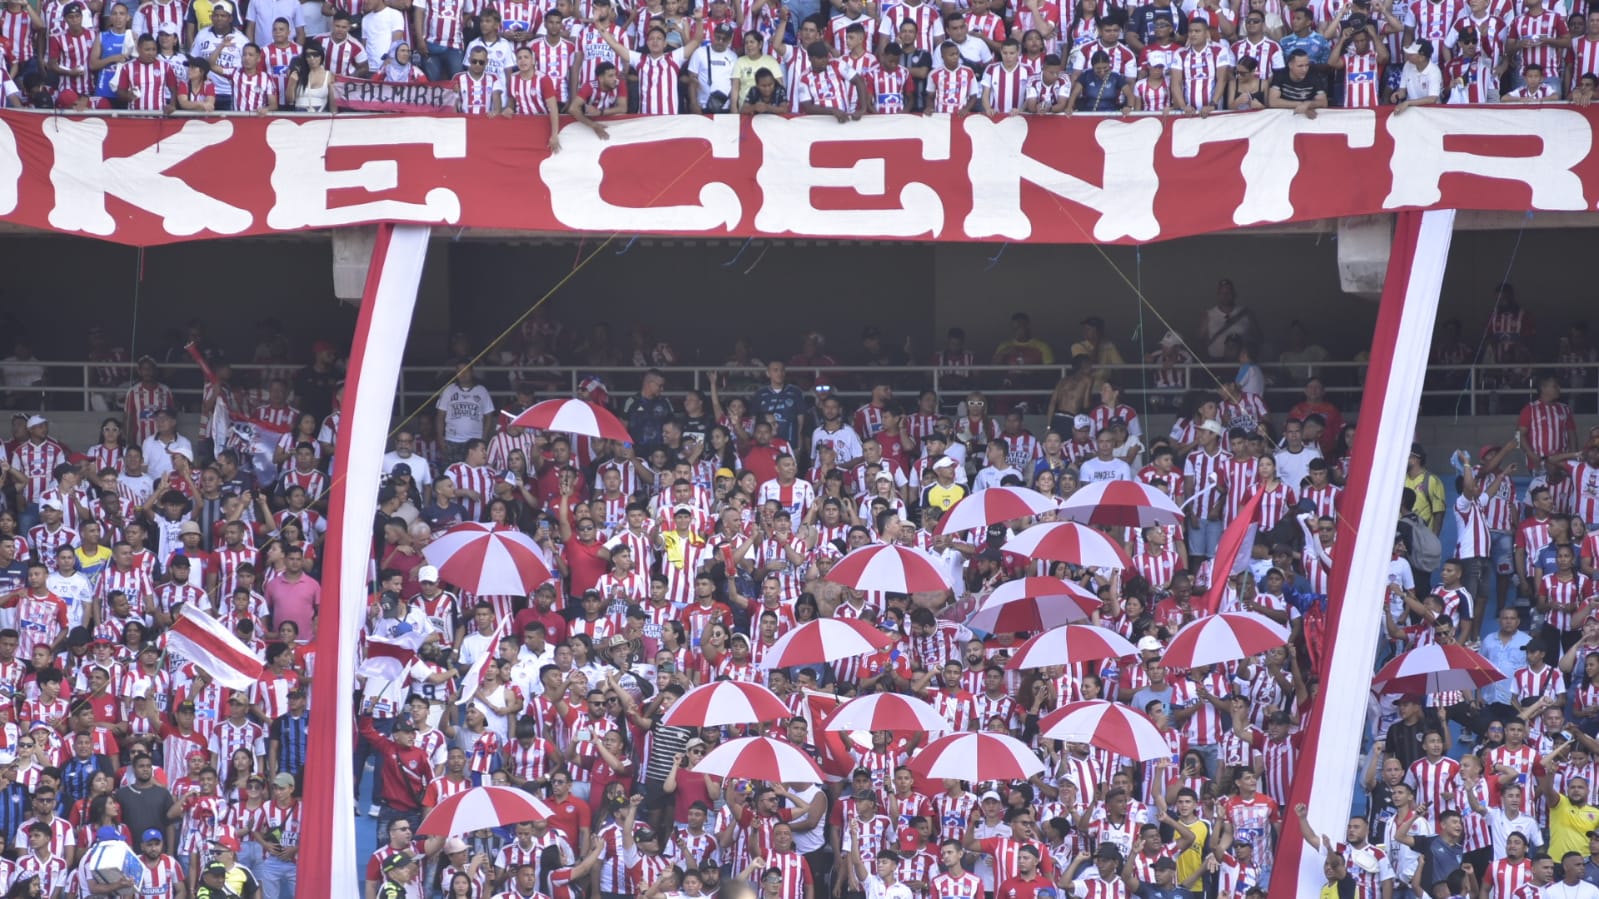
left=1452, top=492, right=1491, bottom=559
left=422, top=0, right=476, bottom=48
left=1407, top=0, right=1462, bottom=40
left=797, top=63, right=859, bottom=112
left=1485, top=857, right=1531, bottom=899
left=1028, top=73, right=1071, bottom=110
left=1173, top=41, right=1235, bottom=107
left=445, top=462, right=501, bottom=520
left=454, top=70, right=504, bottom=113
left=0, top=8, right=36, bottom=63
left=1512, top=663, right=1565, bottom=703
left=485, top=426, right=536, bottom=472
left=1231, top=35, right=1282, bottom=71
left=630, top=46, right=687, bottom=114
left=981, top=59, right=1029, bottom=112
left=828, top=11, right=878, bottom=54
left=1519, top=398, right=1575, bottom=461
left=931, top=791, right=978, bottom=843
left=967, top=10, right=1006, bottom=43
left=504, top=737, right=558, bottom=782
left=1511, top=9, right=1568, bottom=77
left=528, top=36, right=576, bottom=101
left=867, top=64, right=910, bottom=113
left=1570, top=33, right=1599, bottom=83
left=1405, top=755, right=1462, bottom=825
left=756, top=479, right=816, bottom=521
left=1169, top=671, right=1230, bottom=744
left=14, top=851, right=66, bottom=896
left=1452, top=11, right=1508, bottom=65
left=96, top=563, right=154, bottom=607
left=572, top=21, right=628, bottom=84
left=1220, top=456, right=1259, bottom=525
left=759, top=850, right=811, bottom=899
left=1246, top=728, right=1296, bottom=806
left=1250, top=481, right=1296, bottom=531
left=1134, top=548, right=1182, bottom=590
left=27, top=526, right=78, bottom=572
left=507, top=71, right=559, bottom=113
left=1301, top=482, right=1342, bottom=518
left=1563, top=459, right=1599, bottom=524
left=926, top=63, right=977, bottom=112
left=321, top=36, right=368, bottom=75
left=1183, top=447, right=1230, bottom=520
left=136, top=852, right=183, bottom=898
left=50, top=27, right=94, bottom=94
left=931, top=870, right=986, bottom=899
left=1127, top=76, right=1168, bottom=110
left=499, top=0, right=540, bottom=36
left=10, top=440, right=68, bottom=505
left=1068, top=39, right=1137, bottom=77
left=1514, top=516, right=1552, bottom=577
left=883, top=2, right=944, bottom=50
left=116, top=59, right=177, bottom=109
left=1539, top=572, right=1593, bottom=632
left=1338, top=47, right=1382, bottom=107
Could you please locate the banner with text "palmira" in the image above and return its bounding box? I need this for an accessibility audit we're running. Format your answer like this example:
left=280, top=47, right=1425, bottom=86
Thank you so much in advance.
left=1, top=107, right=1594, bottom=247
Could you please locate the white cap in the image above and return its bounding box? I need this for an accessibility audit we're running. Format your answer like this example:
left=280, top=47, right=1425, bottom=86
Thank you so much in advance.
left=443, top=837, right=470, bottom=854
left=979, top=790, right=1002, bottom=803
left=1072, top=414, right=1093, bottom=431
left=25, top=415, right=47, bottom=428
left=1402, top=40, right=1423, bottom=55
left=418, top=565, right=440, bottom=583
left=169, top=445, right=193, bottom=462
left=1137, top=636, right=1163, bottom=653
left=38, top=498, right=63, bottom=512
left=932, top=457, right=957, bottom=471
left=1198, top=420, right=1225, bottom=436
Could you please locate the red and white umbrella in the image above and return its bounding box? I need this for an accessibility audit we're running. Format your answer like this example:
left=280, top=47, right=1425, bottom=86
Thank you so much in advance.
left=906, top=733, right=1045, bottom=782
left=1039, top=700, right=1171, bottom=761
left=662, top=682, right=793, bottom=728
left=1372, top=643, right=1508, bottom=696
left=509, top=398, right=632, bottom=442
left=1001, top=522, right=1134, bottom=570
left=757, top=618, right=896, bottom=669
left=967, top=577, right=1102, bottom=634
left=1057, top=481, right=1185, bottom=529
left=1160, top=612, right=1290, bottom=669
left=825, top=693, right=949, bottom=734
left=1005, top=625, right=1139, bottom=670
left=694, top=736, right=825, bottom=784
left=422, top=522, right=553, bottom=595
left=418, top=786, right=554, bottom=837
left=827, top=544, right=952, bottom=593
left=935, top=486, right=1061, bottom=535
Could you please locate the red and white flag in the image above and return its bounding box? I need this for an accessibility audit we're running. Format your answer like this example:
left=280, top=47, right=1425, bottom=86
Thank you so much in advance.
left=802, top=690, right=856, bottom=782
left=456, top=620, right=507, bottom=705
left=1200, top=489, right=1265, bottom=615
left=168, top=605, right=265, bottom=691
left=359, top=628, right=425, bottom=683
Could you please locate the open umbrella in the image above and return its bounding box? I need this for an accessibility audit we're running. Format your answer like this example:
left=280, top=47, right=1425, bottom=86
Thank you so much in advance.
left=826, top=544, right=952, bottom=593
left=1001, top=522, right=1134, bottom=570
left=906, top=733, right=1045, bottom=782
left=1372, top=643, right=1508, bottom=695
left=422, top=522, right=553, bottom=595
left=1159, top=612, right=1290, bottom=669
left=935, top=487, right=1061, bottom=535
left=825, top=693, right=948, bottom=733
left=418, top=786, right=554, bottom=837
left=1057, top=481, right=1185, bottom=529
left=967, top=577, right=1102, bottom=634
left=757, top=618, right=897, bottom=669
left=509, top=398, right=632, bottom=442
left=694, top=737, right=825, bottom=784
left=662, top=682, right=793, bottom=728
left=1039, top=700, right=1172, bottom=761
left=1004, top=625, right=1139, bottom=670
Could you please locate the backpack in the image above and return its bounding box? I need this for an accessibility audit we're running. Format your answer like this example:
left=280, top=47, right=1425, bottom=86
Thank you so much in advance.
left=1399, top=512, right=1443, bottom=574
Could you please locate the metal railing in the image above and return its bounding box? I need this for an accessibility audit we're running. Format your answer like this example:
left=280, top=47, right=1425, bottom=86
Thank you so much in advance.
left=2, top=358, right=1590, bottom=418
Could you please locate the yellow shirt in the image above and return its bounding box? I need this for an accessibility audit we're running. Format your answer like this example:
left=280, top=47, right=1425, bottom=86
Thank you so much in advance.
left=75, top=544, right=112, bottom=577
left=923, top=483, right=966, bottom=512
left=1404, top=470, right=1446, bottom=528
left=1550, top=795, right=1599, bottom=859
left=731, top=53, right=783, bottom=88
left=1176, top=818, right=1209, bottom=885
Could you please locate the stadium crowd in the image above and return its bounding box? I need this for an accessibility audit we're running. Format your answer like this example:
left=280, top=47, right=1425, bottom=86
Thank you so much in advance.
left=3, top=0, right=1599, bottom=116
left=0, top=281, right=1596, bottom=899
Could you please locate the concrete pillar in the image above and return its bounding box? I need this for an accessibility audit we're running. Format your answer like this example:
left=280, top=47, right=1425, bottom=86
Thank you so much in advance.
left=331, top=226, right=379, bottom=302
left=1336, top=214, right=1395, bottom=299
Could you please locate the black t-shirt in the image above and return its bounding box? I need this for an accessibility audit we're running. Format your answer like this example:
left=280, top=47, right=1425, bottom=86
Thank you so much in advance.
left=1270, top=69, right=1327, bottom=103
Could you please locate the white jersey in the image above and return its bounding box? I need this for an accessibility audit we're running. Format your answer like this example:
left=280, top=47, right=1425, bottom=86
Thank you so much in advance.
left=435, top=383, right=495, bottom=444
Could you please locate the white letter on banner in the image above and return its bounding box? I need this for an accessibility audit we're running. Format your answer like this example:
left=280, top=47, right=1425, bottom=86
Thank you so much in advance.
left=266, top=117, right=466, bottom=229
left=1384, top=108, right=1589, bottom=211
left=0, top=117, right=18, bottom=217
left=964, top=115, right=1161, bottom=242
left=751, top=115, right=949, bottom=237
left=542, top=117, right=741, bottom=232
left=1171, top=109, right=1376, bottom=226
left=45, top=118, right=251, bottom=237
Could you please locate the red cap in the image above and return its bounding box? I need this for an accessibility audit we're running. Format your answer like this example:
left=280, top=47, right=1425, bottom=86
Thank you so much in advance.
left=55, top=89, right=80, bottom=108
left=896, top=827, right=919, bottom=851
left=212, top=834, right=241, bottom=853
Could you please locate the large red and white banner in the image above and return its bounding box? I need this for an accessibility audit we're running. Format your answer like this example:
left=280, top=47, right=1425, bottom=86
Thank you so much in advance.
left=1, top=106, right=1596, bottom=246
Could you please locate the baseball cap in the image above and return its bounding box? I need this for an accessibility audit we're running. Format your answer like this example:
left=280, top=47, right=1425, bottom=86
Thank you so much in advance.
left=715, top=468, right=736, bottom=480
left=443, top=837, right=470, bottom=854
left=141, top=828, right=164, bottom=843
left=932, top=457, right=957, bottom=471
left=1072, top=414, right=1093, bottom=431
left=95, top=826, right=122, bottom=843
left=684, top=738, right=707, bottom=751
left=979, top=790, right=1002, bottom=803
left=382, top=852, right=416, bottom=872
left=1198, top=420, right=1225, bottom=436
left=179, top=521, right=202, bottom=536
left=211, top=834, right=241, bottom=853
left=272, top=772, right=295, bottom=788
left=1402, top=40, right=1423, bottom=54
left=713, top=21, right=732, bottom=34
left=38, top=498, right=62, bottom=512
left=635, top=826, right=659, bottom=842
left=25, top=415, right=47, bottom=428
left=418, top=565, right=440, bottom=583
left=205, top=862, right=228, bottom=876
left=1137, top=636, right=1163, bottom=653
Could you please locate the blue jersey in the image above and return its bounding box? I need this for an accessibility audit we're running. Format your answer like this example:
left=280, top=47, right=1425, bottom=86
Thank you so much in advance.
left=96, top=29, right=134, bottom=98
left=753, top=384, right=806, bottom=443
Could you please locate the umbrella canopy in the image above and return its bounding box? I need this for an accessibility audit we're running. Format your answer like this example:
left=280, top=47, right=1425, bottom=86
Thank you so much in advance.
left=1056, top=481, right=1185, bottom=529
left=1160, top=612, right=1291, bottom=669
left=826, top=544, right=952, bottom=593
left=757, top=618, right=897, bottom=669
left=825, top=693, right=949, bottom=733
left=509, top=398, right=632, bottom=442
left=662, top=682, right=794, bottom=728
left=1001, top=522, right=1134, bottom=570
left=418, top=786, right=554, bottom=837
left=1005, top=625, right=1139, bottom=670
left=968, top=577, right=1102, bottom=634
left=1039, top=700, right=1172, bottom=761
left=1372, top=643, right=1508, bottom=695
left=422, top=522, right=553, bottom=595
left=693, top=737, right=825, bottom=784
left=935, top=487, right=1061, bottom=535
left=906, top=733, right=1045, bottom=782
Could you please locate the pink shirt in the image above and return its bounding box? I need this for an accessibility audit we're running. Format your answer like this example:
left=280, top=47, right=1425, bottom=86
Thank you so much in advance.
left=263, top=573, right=320, bottom=635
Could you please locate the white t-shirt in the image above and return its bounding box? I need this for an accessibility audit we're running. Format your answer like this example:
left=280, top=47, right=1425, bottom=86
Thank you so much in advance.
left=1399, top=61, right=1442, bottom=102
left=381, top=450, right=433, bottom=487
left=465, top=35, right=517, bottom=77
left=1078, top=457, right=1134, bottom=482
left=811, top=424, right=865, bottom=464
left=1545, top=882, right=1599, bottom=899
left=1274, top=445, right=1322, bottom=493
left=686, top=43, right=738, bottom=105
left=435, top=383, right=495, bottom=444
left=951, top=34, right=992, bottom=67
left=361, top=5, right=407, bottom=62
left=46, top=571, right=93, bottom=630
left=865, top=876, right=914, bottom=899
left=972, top=465, right=1022, bottom=492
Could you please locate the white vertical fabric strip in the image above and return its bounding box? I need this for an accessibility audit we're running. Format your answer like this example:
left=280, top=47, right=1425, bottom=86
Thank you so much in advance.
left=329, top=224, right=430, bottom=897
left=1291, top=210, right=1455, bottom=896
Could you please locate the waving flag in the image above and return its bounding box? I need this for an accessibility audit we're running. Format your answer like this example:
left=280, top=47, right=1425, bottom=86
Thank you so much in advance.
left=1199, top=489, right=1266, bottom=615
left=359, top=627, right=426, bottom=683
left=167, top=605, right=264, bottom=691
left=456, top=620, right=508, bottom=706
left=802, top=690, right=856, bottom=782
